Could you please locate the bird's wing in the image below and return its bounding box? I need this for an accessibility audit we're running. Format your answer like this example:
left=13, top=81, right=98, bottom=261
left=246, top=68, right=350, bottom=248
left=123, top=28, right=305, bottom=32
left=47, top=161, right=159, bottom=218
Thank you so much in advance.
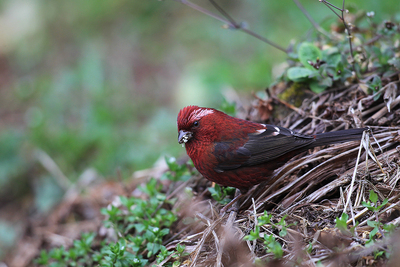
left=213, top=141, right=251, bottom=173
left=214, top=125, right=315, bottom=172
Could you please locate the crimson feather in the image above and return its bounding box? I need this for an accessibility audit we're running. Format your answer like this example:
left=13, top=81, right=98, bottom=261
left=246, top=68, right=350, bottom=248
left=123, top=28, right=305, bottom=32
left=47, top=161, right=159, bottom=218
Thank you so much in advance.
left=177, top=106, right=366, bottom=192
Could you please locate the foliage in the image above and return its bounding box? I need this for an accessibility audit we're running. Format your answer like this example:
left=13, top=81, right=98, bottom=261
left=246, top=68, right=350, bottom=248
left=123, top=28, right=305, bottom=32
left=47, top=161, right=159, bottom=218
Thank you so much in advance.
left=362, top=190, right=388, bottom=213
left=219, top=98, right=237, bottom=117
left=208, top=184, right=236, bottom=205
left=35, top=158, right=192, bottom=267
left=334, top=190, right=397, bottom=260
left=35, top=233, right=98, bottom=266
left=361, top=190, right=393, bottom=249
left=162, top=156, right=193, bottom=182
left=244, top=211, right=295, bottom=259
left=282, top=13, right=400, bottom=94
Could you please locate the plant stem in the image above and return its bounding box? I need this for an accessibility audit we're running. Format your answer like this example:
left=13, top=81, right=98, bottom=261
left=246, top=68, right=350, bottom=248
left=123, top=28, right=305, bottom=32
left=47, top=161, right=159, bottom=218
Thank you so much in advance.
left=171, top=0, right=287, bottom=53
left=320, top=0, right=358, bottom=79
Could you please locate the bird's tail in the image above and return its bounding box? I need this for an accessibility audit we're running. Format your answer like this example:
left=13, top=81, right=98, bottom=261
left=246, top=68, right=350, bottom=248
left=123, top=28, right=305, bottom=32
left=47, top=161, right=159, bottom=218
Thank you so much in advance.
left=312, top=127, right=367, bottom=147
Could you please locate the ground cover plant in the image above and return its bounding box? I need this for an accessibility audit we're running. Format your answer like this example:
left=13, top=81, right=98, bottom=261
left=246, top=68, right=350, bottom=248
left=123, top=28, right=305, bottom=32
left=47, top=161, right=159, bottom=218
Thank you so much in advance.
left=3, top=0, right=400, bottom=266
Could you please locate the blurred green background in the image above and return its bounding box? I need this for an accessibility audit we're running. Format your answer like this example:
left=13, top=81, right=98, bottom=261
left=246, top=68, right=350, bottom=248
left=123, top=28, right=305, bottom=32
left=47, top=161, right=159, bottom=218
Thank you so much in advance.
left=0, top=0, right=397, bottom=215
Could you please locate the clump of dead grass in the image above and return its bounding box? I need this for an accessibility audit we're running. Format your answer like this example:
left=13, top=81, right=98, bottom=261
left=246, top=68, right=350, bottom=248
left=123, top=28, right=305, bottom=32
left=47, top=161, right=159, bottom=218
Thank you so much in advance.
left=170, top=81, right=400, bottom=266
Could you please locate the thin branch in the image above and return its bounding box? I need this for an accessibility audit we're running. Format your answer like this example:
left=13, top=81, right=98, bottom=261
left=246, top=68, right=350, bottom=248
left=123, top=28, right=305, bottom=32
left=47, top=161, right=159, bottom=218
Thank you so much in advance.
left=208, top=0, right=239, bottom=28
left=292, top=0, right=332, bottom=38
left=320, top=0, right=358, bottom=79
left=343, top=130, right=366, bottom=213
left=208, top=0, right=287, bottom=52
left=240, top=28, right=287, bottom=52
left=346, top=34, right=383, bottom=54
left=171, top=0, right=287, bottom=53
left=208, top=0, right=288, bottom=52
left=324, top=0, right=342, bottom=12
left=321, top=1, right=342, bottom=19
left=173, top=0, right=227, bottom=24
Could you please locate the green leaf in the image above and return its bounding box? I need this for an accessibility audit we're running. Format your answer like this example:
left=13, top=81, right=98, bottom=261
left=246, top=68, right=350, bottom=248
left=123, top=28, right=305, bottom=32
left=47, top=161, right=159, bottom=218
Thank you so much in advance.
left=159, top=228, right=170, bottom=237
left=279, top=227, right=287, bottom=237
left=368, top=76, right=382, bottom=96
left=388, top=57, right=400, bottom=70
left=208, top=185, right=222, bottom=200
left=298, top=42, right=322, bottom=70
left=327, top=54, right=342, bottom=67
left=374, top=250, right=385, bottom=259
left=243, top=226, right=260, bottom=241
left=176, top=244, right=185, bottom=253
left=383, top=223, right=396, bottom=233
left=369, top=226, right=378, bottom=238
left=367, top=220, right=379, bottom=228
left=350, top=221, right=359, bottom=235
left=258, top=211, right=272, bottom=225
left=306, top=242, right=313, bottom=254
left=309, top=80, right=328, bottom=93
left=362, top=200, right=377, bottom=212
left=287, top=67, right=315, bottom=81
left=263, top=234, right=283, bottom=258
left=335, top=213, right=349, bottom=233
left=369, top=190, right=378, bottom=203
left=165, top=156, right=179, bottom=171
left=219, top=98, right=236, bottom=116
left=146, top=242, right=161, bottom=257
left=35, top=250, right=50, bottom=265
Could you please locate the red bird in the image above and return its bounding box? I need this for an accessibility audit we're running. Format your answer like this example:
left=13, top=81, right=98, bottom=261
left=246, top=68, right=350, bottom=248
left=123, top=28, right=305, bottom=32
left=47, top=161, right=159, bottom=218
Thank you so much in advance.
left=177, top=105, right=365, bottom=208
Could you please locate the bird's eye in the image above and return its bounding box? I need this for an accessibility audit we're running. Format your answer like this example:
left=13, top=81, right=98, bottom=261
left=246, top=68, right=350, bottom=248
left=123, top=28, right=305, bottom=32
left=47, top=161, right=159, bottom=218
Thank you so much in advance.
left=193, top=121, right=199, bottom=127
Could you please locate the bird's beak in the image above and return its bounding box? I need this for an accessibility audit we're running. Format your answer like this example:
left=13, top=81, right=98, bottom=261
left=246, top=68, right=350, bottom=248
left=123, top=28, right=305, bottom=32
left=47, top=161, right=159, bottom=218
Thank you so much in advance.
left=178, top=130, right=193, bottom=144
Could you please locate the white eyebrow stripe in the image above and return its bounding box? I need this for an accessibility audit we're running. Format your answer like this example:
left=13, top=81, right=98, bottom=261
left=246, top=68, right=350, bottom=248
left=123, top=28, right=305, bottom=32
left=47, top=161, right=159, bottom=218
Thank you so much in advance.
left=192, top=109, right=214, bottom=120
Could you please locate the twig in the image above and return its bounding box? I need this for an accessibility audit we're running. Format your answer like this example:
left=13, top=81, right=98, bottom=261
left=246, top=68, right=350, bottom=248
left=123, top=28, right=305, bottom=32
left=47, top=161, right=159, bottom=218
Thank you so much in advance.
left=292, top=0, right=332, bottom=38
left=252, top=198, right=257, bottom=252
left=189, top=214, right=224, bottom=267
left=319, top=0, right=358, bottom=78
left=35, top=149, right=70, bottom=190
left=343, top=130, right=366, bottom=213
left=171, top=0, right=287, bottom=53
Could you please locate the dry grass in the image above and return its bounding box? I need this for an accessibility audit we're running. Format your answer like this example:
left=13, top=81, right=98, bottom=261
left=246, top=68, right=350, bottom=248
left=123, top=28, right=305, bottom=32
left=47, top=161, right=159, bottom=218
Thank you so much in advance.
left=163, top=82, right=400, bottom=267
left=5, top=81, right=400, bottom=267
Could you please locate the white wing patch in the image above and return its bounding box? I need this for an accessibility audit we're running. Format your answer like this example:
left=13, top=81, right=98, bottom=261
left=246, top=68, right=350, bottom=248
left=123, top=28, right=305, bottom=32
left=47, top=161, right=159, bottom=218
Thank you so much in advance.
left=256, top=129, right=266, bottom=134
left=191, top=109, right=214, bottom=120
left=273, top=126, right=280, bottom=136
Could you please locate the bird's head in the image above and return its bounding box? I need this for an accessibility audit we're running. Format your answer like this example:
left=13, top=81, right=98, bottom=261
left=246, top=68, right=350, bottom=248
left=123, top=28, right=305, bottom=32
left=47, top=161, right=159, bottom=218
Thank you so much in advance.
left=177, top=105, right=220, bottom=146
left=177, top=105, right=262, bottom=148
